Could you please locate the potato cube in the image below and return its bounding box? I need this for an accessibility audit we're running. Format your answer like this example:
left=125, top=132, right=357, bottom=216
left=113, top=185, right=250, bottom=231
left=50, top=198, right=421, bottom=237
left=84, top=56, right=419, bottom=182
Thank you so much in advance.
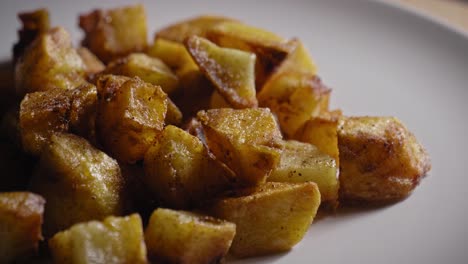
left=13, top=8, right=50, bottom=62
left=49, top=214, right=147, bottom=264
left=338, top=116, right=431, bottom=203
left=269, top=140, right=338, bottom=204
left=79, top=4, right=148, bottom=63
left=147, top=38, right=198, bottom=73
left=105, top=53, right=179, bottom=94
left=19, top=83, right=98, bottom=155
left=96, top=75, right=167, bottom=163
left=155, top=15, right=236, bottom=43
left=145, top=208, right=235, bottom=264
left=144, top=125, right=234, bottom=209
left=207, top=21, right=292, bottom=88
left=185, top=36, right=257, bottom=109
left=77, top=47, right=105, bottom=74
left=0, top=192, right=45, bottom=263
left=258, top=73, right=331, bottom=138
left=207, top=182, right=321, bottom=257
left=19, top=88, right=71, bottom=155
left=15, top=27, right=86, bottom=97
left=197, top=108, right=282, bottom=187
left=30, top=133, right=125, bottom=236
left=294, top=109, right=342, bottom=165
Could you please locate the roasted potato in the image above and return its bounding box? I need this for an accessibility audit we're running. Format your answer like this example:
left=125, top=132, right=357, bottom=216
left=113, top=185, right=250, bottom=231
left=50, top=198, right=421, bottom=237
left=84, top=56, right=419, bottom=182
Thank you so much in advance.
left=105, top=53, right=179, bottom=94
left=338, top=116, right=431, bottom=203
left=49, top=214, right=147, bottom=264
left=197, top=108, right=283, bottom=187
left=165, top=98, right=183, bottom=126
left=144, top=125, right=234, bottom=209
left=0, top=192, right=45, bottom=263
left=30, top=133, right=125, bottom=236
left=77, top=47, right=105, bottom=74
left=207, top=21, right=292, bottom=88
left=186, top=36, right=258, bottom=109
left=15, top=27, right=86, bottom=97
left=258, top=73, right=330, bottom=138
left=206, top=182, right=321, bottom=257
left=79, top=4, right=148, bottom=63
left=13, top=8, right=50, bottom=62
left=294, top=109, right=342, bottom=165
left=155, top=15, right=236, bottom=43
left=209, top=90, right=232, bottom=109
left=147, top=38, right=198, bottom=73
left=19, top=83, right=98, bottom=155
left=145, top=208, right=236, bottom=264
left=96, top=75, right=167, bottom=163
left=269, top=140, right=338, bottom=204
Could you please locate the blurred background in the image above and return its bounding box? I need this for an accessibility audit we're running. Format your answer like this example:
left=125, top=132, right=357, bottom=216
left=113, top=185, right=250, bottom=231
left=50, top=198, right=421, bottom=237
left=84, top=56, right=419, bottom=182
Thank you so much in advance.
left=401, top=0, right=468, bottom=32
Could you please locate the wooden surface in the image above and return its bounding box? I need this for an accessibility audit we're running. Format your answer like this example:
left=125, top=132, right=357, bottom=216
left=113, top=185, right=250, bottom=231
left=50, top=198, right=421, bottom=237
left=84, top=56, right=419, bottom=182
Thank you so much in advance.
left=400, top=0, right=468, bottom=32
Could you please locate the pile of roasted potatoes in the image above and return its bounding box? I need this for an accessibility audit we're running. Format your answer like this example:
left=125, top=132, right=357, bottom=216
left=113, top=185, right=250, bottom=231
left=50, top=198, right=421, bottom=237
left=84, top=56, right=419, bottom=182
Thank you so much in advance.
left=0, top=4, right=431, bottom=264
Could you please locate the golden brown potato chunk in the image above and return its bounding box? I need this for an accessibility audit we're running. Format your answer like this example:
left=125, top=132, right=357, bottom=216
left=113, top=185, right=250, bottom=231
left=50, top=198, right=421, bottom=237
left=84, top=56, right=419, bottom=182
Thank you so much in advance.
left=186, top=36, right=257, bottom=109
left=30, top=133, right=125, bottom=236
left=198, top=108, right=283, bottom=187
left=0, top=192, right=45, bottom=263
left=77, top=47, right=105, bottom=74
left=79, top=4, right=148, bottom=63
left=13, top=8, right=50, bottom=62
left=338, top=116, right=431, bottom=203
left=144, top=125, right=234, bottom=209
left=258, top=73, right=330, bottom=138
left=96, top=75, right=167, bottom=163
left=15, top=27, right=86, bottom=97
left=145, top=208, right=235, bottom=264
left=207, top=21, right=292, bottom=88
left=165, top=98, right=183, bottom=126
left=19, top=83, right=98, bottom=155
left=49, top=214, right=147, bottom=264
left=19, top=88, right=71, bottom=155
left=147, top=38, right=198, bottom=73
left=207, top=182, right=321, bottom=257
left=105, top=53, right=179, bottom=94
left=295, top=109, right=342, bottom=166
left=155, top=15, right=236, bottom=43
left=269, top=140, right=338, bottom=204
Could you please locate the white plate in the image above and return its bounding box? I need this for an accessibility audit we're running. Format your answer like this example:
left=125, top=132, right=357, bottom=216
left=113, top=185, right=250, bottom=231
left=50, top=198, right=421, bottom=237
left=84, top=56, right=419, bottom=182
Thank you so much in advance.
left=1, top=1, right=468, bottom=263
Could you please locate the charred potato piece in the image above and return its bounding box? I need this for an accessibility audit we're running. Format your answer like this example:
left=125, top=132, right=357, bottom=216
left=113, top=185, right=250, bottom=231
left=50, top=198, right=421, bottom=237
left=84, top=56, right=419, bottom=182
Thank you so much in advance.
left=258, top=73, right=330, bottom=138
left=186, top=36, right=257, bottom=109
left=77, top=47, right=105, bottom=74
left=13, top=8, right=50, bottom=62
left=96, top=75, right=167, bottom=163
left=19, top=88, right=71, bottom=155
left=207, top=21, right=292, bottom=88
left=15, top=27, right=86, bottom=97
left=0, top=192, right=45, bottom=263
left=147, top=38, right=198, bottom=73
left=79, top=4, right=148, bottom=63
left=19, top=83, right=98, bottom=155
left=155, top=15, right=236, bottom=43
left=295, top=110, right=342, bottom=165
left=207, top=182, right=321, bottom=257
left=338, top=116, right=431, bottom=203
left=145, top=208, right=235, bottom=264
left=49, top=214, right=147, bottom=264
left=30, top=133, right=125, bottom=236
left=197, top=108, right=282, bottom=187
left=105, top=53, right=179, bottom=94
left=269, top=140, right=338, bottom=204
left=144, top=125, right=234, bottom=209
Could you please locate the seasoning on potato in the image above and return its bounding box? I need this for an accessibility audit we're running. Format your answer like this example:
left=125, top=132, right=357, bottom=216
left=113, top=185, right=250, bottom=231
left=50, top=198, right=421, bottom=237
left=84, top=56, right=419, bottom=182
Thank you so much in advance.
left=0, top=4, right=431, bottom=263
